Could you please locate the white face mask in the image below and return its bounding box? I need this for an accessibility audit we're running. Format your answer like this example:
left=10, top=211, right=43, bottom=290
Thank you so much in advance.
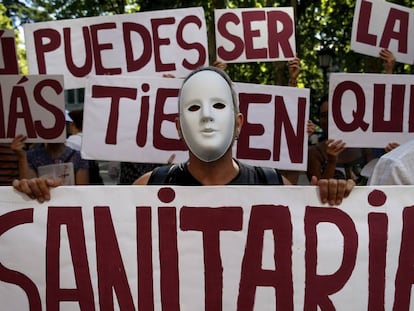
left=179, top=70, right=235, bottom=162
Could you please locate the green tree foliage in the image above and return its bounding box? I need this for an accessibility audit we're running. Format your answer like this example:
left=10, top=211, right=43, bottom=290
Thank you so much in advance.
left=3, top=0, right=413, bottom=117
left=0, top=3, right=28, bottom=73
left=0, top=4, right=13, bottom=29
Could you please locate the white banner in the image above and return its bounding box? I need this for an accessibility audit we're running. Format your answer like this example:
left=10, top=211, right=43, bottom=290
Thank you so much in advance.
left=23, top=7, right=209, bottom=89
left=1, top=185, right=414, bottom=310
left=328, top=73, right=414, bottom=148
left=82, top=75, right=309, bottom=170
left=351, top=0, right=414, bottom=64
left=0, top=75, right=66, bottom=143
left=215, top=7, right=296, bottom=63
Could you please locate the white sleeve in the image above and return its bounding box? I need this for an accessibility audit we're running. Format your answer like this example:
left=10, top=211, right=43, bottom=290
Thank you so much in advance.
left=369, top=157, right=412, bottom=185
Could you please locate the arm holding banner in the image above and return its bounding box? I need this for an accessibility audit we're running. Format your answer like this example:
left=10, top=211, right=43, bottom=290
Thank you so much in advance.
left=310, top=176, right=354, bottom=204
left=12, top=177, right=62, bottom=202
left=134, top=170, right=354, bottom=205
left=11, top=170, right=354, bottom=205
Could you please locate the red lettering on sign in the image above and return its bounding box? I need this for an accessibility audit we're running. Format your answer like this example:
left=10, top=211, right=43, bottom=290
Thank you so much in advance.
left=393, top=206, right=414, bottom=310
left=91, top=85, right=138, bottom=145
left=7, top=78, right=36, bottom=138
left=181, top=206, right=243, bottom=311
left=216, top=12, right=244, bottom=61
left=31, top=16, right=207, bottom=78
left=273, top=95, right=306, bottom=162
left=90, top=23, right=122, bottom=75
left=1, top=77, right=64, bottom=139
left=242, top=11, right=267, bottom=59
left=46, top=207, right=95, bottom=310
left=0, top=85, right=4, bottom=138
left=152, top=17, right=176, bottom=72
left=159, top=207, right=180, bottom=310
left=356, top=0, right=409, bottom=52
left=238, top=93, right=272, bottom=160
left=237, top=205, right=293, bottom=310
left=137, top=83, right=150, bottom=147
left=332, top=81, right=369, bottom=132
left=356, top=0, right=377, bottom=46
left=0, top=209, right=41, bottom=310
left=136, top=207, right=155, bottom=310
left=33, top=79, right=65, bottom=139
left=304, top=207, right=358, bottom=310
left=153, top=87, right=185, bottom=151
left=0, top=77, right=64, bottom=139
left=123, top=22, right=152, bottom=72
left=217, top=9, right=294, bottom=61
left=379, top=8, right=409, bottom=53
left=332, top=81, right=414, bottom=134
left=410, top=85, right=414, bottom=132
left=0, top=30, right=19, bottom=74
left=95, top=206, right=136, bottom=310
left=33, top=28, right=61, bottom=74
left=177, top=15, right=207, bottom=69
left=267, top=10, right=294, bottom=58
left=4, top=191, right=414, bottom=309
left=368, top=213, right=388, bottom=310
left=237, top=93, right=305, bottom=163
left=64, top=27, right=93, bottom=77
left=372, top=84, right=405, bottom=132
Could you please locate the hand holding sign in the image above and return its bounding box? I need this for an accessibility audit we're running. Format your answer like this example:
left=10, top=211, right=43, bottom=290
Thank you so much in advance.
left=379, top=48, right=396, bottom=74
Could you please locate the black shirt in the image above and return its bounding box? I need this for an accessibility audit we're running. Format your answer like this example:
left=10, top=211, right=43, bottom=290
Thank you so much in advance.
left=148, top=159, right=284, bottom=185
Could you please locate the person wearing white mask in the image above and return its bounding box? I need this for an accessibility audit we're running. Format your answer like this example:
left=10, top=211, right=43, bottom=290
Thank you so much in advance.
left=135, top=66, right=272, bottom=186
left=13, top=66, right=354, bottom=205
left=134, top=66, right=355, bottom=205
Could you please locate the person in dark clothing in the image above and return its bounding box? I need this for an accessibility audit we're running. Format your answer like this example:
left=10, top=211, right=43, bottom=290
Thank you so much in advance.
left=134, top=67, right=354, bottom=204
left=146, top=159, right=283, bottom=185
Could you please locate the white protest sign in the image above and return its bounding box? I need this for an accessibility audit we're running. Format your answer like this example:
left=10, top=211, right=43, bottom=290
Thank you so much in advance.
left=215, top=7, right=296, bottom=63
left=0, top=29, right=19, bottom=74
left=1, top=185, right=414, bottom=310
left=351, top=0, right=414, bottom=64
left=0, top=75, right=66, bottom=143
left=23, top=7, right=209, bottom=89
left=37, top=162, right=75, bottom=185
left=328, top=73, right=414, bottom=148
left=82, top=75, right=309, bottom=170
